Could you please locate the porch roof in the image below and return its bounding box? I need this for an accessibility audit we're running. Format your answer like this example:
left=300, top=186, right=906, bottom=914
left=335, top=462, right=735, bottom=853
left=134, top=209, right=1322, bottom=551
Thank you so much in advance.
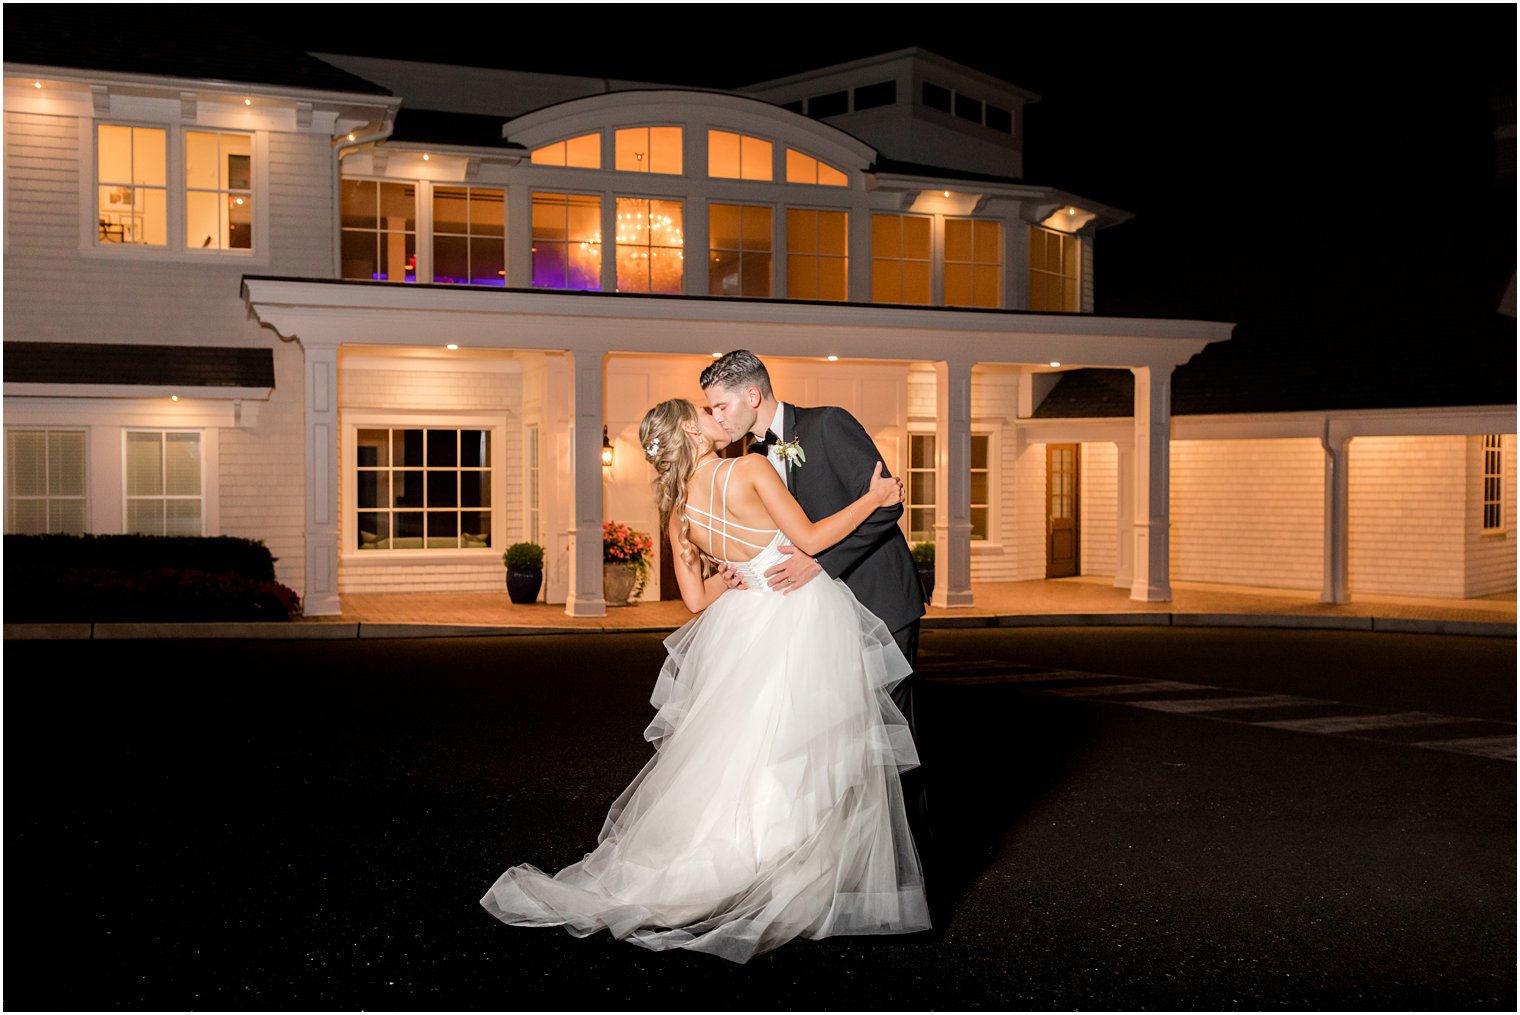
left=240, top=276, right=1233, bottom=371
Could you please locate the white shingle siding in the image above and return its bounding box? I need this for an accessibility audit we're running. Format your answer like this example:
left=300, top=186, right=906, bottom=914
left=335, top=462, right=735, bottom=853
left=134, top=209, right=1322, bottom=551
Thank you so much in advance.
left=1081, top=441, right=1118, bottom=576
left=337, top=365, right=524, bottom=594
left=1170, top=438, right=1325, bottom=590
left=1347, top=435, right=1468, bottom=597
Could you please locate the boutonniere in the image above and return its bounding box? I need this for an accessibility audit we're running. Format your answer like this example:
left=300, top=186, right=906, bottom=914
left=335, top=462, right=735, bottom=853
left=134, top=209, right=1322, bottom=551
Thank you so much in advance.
left=775, top=438, right=806, bottom=471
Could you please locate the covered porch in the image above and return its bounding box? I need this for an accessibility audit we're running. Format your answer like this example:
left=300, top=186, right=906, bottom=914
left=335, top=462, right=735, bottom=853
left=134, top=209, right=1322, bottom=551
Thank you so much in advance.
left=242, top=278, right=1231, bottom=617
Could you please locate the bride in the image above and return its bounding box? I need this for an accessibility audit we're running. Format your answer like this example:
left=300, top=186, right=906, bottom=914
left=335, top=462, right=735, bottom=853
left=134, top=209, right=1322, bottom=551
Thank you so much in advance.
left=479, top=398, right=929, bottom=963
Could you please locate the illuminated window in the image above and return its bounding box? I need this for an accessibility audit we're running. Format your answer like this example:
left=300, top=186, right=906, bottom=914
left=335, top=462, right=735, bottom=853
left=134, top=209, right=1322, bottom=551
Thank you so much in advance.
left=708, top=130, right=772, bottom=181
left=970, top=434, right=991, bottom=539
left=1028, top=226, right=1079, bottom=312
left=871, top=214, right=931, bottom=305
left=340, top=180, right=416, bottom=282
left=709, top=204, right=771, bottom=297
left=615, top=126, right=682, bottom=175
left=356, top=428, right=492, bottom=550
left=786, top=208, right=847, bottom=301
left=96, top=125, right=167, bottom=245
left=905, top=432, right=992, bottom=542
left=185, top=131, right=252, bottom=251
left=530, top=133, right=601, bottom=169
left=125, top=430, right=202, bottom=536
left=5, top=430, right=86, bottom=534
left=615, top=197, right=683, bottom=293
left=531, top=192, right=602, bottom=290
left=1482, top=434, right=1505, bottom=533
left=907, top=433, right=935, bottom=544
left=433, top=186, right=505, bottom=286
left=785, top=149, right=847, bottom=187
left=945, top=219, right=1002, bottom=308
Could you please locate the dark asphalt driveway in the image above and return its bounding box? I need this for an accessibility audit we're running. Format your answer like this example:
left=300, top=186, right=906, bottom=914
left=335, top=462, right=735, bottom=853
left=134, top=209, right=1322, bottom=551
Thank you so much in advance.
left=5, top=628, right=1513, bottom=1009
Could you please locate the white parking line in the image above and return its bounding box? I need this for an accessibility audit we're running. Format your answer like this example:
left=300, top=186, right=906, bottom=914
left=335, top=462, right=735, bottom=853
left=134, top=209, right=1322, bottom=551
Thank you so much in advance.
left=1410, top=736, right=1517, bottom=760
left=1129, top=694, right=1318, bottom=713
left=1258, top=712, right=1458, bottom=734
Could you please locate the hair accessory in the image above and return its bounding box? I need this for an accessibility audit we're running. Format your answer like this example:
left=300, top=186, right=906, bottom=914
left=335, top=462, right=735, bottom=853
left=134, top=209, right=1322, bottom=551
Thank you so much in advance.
left=644, top=437, right=660, bottom=456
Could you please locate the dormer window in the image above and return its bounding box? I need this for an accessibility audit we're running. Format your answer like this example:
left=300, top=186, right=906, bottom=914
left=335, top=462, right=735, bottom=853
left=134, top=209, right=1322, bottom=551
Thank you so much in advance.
left=614, top=127, right=682, bottom=175
left=707, top=130, right=772, bottom=181
left=530, top=133, right=601, bottom=169
left=785, top=149, right=847, bottom=187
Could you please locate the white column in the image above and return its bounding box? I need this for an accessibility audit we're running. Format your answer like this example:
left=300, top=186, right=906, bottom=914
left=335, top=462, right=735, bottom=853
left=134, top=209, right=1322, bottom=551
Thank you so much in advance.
left=1129, top=364, right=1173, bottom=602
left=564, top=351, right=607, bottom=617
left=1321, top=430, right=1351, bottom=604
left=1112, top=439, right=1135, bottom=590
left=303, top=345, right=341, bottom=616
left=932, top=357, right=975, bottom=607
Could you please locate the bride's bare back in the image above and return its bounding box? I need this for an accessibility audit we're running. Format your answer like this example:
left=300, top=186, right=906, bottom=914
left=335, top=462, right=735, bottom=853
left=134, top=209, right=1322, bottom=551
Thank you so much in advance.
left=682, top=457, right=781, bottom=565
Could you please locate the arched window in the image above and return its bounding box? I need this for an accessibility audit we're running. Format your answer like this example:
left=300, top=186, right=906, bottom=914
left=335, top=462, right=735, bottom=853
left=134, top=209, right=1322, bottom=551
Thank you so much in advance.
left=530, top=133, right=601, bottom=169
left=614, top=127, right=682, bottom=175
left=707, top=130, right=772, bottom=181
left=785, top=149, right=847, bottom=187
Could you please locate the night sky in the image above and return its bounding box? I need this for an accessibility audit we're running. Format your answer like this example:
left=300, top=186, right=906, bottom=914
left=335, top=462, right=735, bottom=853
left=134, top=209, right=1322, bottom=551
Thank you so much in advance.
left=9, top=6, right=1516, bottom=403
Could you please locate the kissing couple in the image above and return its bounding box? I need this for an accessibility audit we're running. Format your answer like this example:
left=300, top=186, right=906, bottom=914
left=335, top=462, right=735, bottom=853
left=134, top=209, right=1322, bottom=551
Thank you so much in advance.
left=481, top=349, right=934, bottom=963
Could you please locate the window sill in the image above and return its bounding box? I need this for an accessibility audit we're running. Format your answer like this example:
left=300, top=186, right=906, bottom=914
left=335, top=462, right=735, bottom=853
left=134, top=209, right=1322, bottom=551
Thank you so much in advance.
left=80, top=243, right=267, bottom=267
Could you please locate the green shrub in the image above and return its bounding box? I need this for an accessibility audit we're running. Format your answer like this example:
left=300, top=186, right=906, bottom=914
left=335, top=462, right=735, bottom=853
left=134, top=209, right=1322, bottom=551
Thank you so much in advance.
left=4, top=534, right=277, bottom=580
left=503, top=542, right=545, bottom=570
left=911, top=541, right=935, bottom=566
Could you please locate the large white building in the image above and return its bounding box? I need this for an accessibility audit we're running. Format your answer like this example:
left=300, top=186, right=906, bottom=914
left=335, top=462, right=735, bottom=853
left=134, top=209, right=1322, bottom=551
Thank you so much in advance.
left=4, top=31, right=1513, bottom=616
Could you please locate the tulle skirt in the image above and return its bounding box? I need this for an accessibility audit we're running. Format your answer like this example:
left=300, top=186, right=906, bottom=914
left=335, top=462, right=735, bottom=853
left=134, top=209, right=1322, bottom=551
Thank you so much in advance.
left=479, top=573, right=928, bottom=963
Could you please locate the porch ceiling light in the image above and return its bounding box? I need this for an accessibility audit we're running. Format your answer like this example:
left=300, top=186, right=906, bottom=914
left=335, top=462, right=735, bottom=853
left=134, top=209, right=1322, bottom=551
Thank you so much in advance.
left=1049, top=361, right=1061, bottom=367
left=244, top=97, right=252, bottom=106
left=1040, top=205, right=1097, bottom=233
left=446, top=343, right=459, bottom=350
left=422, top=153, right=430, bottom=161
left=33, top=81, right=41, bottom=89
left=826, top=355, right=839, bottom=362
left=602, top=425, right=615, bottom=468
left=170, top=394, right=179, bottom=401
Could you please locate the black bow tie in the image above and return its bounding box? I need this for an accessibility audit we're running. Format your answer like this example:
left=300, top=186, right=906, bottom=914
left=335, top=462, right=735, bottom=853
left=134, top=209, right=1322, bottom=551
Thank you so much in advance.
left=748, top=429, right=779, bottom=455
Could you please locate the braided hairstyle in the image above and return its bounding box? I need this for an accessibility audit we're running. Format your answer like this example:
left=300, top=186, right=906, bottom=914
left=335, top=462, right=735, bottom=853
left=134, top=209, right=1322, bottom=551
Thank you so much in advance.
left=639, top=398, right=705, bottom=570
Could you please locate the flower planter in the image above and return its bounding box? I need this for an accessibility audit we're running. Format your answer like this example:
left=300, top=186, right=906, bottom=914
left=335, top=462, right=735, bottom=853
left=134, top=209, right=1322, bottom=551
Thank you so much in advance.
left=506, top=568, right=542, bottom=605
left=603, top=561, right=638, bottom=607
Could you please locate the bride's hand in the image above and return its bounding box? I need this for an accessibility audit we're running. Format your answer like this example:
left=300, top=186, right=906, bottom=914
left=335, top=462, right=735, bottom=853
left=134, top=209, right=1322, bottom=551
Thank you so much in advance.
left=867, top=461, right=903, bottom=508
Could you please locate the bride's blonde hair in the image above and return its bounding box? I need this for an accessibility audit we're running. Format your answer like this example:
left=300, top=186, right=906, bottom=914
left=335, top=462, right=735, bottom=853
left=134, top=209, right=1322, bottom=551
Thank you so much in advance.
left=640, top=398, right=707, bottom=569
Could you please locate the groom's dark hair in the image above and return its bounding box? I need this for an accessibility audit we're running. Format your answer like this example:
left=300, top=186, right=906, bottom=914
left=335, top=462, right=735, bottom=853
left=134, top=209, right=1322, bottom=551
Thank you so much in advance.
left=700, top=349, right=773, bottom=398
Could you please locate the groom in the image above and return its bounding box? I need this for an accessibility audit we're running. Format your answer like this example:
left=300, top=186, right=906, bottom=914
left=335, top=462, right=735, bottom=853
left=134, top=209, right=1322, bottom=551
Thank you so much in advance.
left=700, top=350, right=935, bottom=875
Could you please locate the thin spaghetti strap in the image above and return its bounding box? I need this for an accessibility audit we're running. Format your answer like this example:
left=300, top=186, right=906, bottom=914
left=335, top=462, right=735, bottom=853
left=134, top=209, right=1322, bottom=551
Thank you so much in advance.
left=711, top=458, right=726, bottom=562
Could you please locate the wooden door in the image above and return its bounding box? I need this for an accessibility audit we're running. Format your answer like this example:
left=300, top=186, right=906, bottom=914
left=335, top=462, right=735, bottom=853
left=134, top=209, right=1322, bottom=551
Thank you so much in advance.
left=1046, top=443, right=1080, bottom=578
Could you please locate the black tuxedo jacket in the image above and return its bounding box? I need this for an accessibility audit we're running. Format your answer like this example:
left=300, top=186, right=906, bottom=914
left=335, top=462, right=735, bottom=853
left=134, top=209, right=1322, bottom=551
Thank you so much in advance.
left=783, top=403, right=925, bottom=633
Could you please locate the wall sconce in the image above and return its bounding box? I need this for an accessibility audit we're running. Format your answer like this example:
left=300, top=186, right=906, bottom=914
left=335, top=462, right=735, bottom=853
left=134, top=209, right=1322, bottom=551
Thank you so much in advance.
left=602, top=425, right=614, bottom=468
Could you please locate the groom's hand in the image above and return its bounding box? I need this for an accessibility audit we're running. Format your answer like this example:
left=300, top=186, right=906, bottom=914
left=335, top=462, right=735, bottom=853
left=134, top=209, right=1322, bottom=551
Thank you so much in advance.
left=764, top=545, right=822, bottom=595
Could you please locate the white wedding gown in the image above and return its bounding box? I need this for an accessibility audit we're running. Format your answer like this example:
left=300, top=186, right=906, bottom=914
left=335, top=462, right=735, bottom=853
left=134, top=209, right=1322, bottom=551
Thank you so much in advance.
left=480, top=459, right=928, bottom=963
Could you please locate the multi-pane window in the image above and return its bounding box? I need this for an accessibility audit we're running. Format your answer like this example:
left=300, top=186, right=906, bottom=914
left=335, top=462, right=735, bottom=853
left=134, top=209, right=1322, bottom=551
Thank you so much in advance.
left=1483, top=434, right=1505, bottom=532
left=356, top=428, right=492, bottom=550
left=615, top=127, right=682, bottom=175
left=970, top=434, right=991, bottom=539
left=1028, top=226, right=1080, bottom=312
left=871, top=214, right=932, bottom=305
left=531, top=192, right=602, bottom=290
left=903, top=432, right=991, bottom=541
left=530, top=133, right=601, bottom=169
left=5, top=430, right=86, bottom=534
left=433, top=186, right=505, bottom=286
left=615, top=197, right=683, bottom=293
left=785, top=208, right=847, bottom=301
left=785, top=149, right=847, bottom=187
left=944, top=219, right=1002, bottom=308
left=96, top=125, right=167, bottom=245
left=340, top=180, right=416, bottom=282
left=525, top=423, right=541, bottom=547
left=907, top=433, right=936, bottom=544
left=125, top=431, right=202, bottom=536
left=185, top=131, right=252, bottom=251
left=708, top=130, right=773, bottom=181
left=708, top=204, right=772, bottom=297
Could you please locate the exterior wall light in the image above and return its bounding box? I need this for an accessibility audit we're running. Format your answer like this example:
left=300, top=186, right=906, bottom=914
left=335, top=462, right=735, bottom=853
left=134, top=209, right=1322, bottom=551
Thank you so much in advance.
left=602, top=425, right=615, bottom=468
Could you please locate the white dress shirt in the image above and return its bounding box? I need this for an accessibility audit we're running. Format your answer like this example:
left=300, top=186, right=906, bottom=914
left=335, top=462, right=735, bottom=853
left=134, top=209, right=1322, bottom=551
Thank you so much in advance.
left=764, top=401, right=788, bottom=484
